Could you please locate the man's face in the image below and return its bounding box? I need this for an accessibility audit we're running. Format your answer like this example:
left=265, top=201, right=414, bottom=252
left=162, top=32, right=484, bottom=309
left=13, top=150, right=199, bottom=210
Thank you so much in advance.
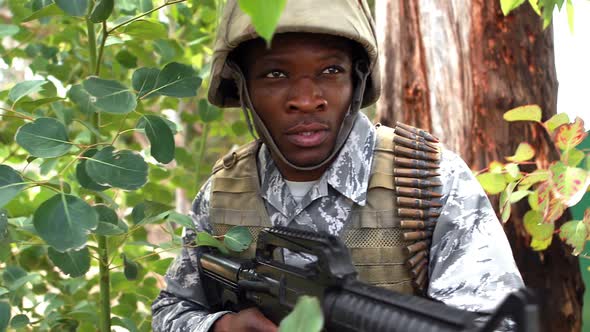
left=240, top=33, right=354, bottom=179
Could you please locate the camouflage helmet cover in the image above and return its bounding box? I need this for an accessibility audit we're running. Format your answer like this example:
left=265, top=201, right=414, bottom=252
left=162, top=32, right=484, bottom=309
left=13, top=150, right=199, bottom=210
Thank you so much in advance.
left=208, top=0, right=380, bottom=108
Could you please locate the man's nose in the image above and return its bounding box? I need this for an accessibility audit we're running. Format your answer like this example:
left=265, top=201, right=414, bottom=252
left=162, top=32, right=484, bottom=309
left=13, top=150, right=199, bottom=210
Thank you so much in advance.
left=286, top=77, right=327, bottom=113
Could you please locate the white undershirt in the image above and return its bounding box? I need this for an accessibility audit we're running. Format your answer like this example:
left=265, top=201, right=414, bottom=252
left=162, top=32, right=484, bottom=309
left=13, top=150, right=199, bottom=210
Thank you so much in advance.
left=284, top=179, right=319, bottom=203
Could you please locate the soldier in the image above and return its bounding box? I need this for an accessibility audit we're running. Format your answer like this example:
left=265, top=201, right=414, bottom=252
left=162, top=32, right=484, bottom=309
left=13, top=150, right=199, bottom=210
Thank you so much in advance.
left=152, top=0, right=524, bottom=331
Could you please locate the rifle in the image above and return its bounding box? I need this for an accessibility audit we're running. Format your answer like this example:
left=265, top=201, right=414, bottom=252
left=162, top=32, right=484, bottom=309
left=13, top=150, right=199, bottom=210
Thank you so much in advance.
left=198, top=226, right=539, bottom=332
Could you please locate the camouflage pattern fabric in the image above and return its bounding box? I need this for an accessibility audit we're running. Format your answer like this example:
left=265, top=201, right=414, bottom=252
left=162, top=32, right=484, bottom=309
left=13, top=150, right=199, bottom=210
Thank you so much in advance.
left=151, top=113, right=523, bottom=331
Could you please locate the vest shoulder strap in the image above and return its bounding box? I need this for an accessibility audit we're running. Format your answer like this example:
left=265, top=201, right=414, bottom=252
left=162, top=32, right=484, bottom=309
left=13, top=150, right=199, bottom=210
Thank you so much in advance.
left=212, top=139, right=261, bottom=175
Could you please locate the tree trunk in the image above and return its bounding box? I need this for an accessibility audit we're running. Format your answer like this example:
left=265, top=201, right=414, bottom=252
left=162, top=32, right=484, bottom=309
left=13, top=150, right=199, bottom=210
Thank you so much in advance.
left=375, top=1, right=584, bottom=331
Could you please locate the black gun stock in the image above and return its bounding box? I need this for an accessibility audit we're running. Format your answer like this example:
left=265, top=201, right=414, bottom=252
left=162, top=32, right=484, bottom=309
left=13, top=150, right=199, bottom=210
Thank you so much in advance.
left=198, top=227, right=538, bottom=332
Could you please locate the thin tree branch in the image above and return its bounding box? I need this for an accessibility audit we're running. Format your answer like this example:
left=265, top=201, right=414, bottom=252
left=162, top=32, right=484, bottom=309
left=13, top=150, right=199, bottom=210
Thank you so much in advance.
left=107, top=0, right=187, bottom=34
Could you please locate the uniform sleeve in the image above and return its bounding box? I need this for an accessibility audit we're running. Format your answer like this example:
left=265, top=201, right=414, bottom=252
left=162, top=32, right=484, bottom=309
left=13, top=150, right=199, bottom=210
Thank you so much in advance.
left=152, top=178, right=232, bottom=332
left=427, top=150, right=524, bottom=313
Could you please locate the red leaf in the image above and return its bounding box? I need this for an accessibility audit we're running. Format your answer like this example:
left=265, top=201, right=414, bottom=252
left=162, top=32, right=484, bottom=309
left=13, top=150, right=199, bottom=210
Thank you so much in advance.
left=554, top=117, right=587, bottom=151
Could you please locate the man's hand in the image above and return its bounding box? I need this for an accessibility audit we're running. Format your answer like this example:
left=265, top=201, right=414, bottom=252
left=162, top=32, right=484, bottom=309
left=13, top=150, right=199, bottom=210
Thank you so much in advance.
left=212, top=308, right=278, bottom=332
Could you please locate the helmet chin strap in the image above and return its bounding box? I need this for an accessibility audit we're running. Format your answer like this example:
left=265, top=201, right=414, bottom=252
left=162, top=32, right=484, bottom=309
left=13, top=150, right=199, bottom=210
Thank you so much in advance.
left=227, top=60, right=370, bottom=172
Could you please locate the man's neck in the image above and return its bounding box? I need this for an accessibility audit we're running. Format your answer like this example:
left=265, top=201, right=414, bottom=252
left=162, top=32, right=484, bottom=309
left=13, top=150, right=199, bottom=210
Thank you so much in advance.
left=272, top=153, right=331, bottom=181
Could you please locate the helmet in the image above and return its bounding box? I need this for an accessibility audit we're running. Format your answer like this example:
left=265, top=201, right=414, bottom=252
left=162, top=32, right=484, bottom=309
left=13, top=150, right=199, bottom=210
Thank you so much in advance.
left=208, top=0, right=380, bottom=109
left=208, top=0, right=380, bottom=171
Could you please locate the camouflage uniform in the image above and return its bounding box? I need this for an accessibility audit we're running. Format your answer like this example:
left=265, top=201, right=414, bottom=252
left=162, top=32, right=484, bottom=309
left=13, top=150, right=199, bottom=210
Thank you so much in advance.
left=151, top=113, right=524, bottom=331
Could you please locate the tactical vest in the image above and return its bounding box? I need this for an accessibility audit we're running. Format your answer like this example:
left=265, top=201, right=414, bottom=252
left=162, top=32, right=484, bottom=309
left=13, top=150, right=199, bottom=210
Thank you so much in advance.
left=209, top=123, right=442, bottom=295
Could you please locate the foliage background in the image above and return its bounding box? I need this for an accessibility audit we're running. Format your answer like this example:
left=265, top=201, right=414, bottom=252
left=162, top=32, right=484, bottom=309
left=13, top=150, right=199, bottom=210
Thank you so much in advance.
left=0, top=0, right=253, bottom=330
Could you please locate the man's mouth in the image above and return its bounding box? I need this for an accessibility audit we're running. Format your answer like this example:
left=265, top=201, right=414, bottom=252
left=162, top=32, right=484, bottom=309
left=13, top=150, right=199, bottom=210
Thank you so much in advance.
left=285, top=123, right=329, bottom=148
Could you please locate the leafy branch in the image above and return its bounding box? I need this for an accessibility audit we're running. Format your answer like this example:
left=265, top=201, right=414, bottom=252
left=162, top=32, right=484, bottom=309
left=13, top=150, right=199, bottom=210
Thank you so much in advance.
left=94, top=0, right=187, bottom=75
left=477, top=105, right=590, bottom=254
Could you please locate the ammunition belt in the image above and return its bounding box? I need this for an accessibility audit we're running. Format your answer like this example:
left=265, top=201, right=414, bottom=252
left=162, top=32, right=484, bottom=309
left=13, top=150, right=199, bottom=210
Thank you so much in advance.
left=392, top=122, right=442, bottom=294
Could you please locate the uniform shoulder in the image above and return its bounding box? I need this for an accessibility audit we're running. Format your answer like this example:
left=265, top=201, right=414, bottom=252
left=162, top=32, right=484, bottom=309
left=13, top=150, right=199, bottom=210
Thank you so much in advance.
left=212, top=140, right=261, bottom=174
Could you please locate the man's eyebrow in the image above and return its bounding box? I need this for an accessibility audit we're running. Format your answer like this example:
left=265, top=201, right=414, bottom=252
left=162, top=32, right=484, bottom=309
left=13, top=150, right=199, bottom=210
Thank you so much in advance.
left=317, top=53, right=351, bottom=62
left=256, top=52, right=351, bottom=63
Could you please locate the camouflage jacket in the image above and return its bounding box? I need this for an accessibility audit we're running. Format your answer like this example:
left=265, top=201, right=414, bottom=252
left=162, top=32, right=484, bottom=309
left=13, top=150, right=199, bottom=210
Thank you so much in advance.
left=151, top=113, right=524, bottom=331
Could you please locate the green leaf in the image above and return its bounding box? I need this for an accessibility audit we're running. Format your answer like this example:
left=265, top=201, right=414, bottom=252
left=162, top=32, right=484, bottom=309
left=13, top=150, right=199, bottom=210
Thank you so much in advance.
left=550, top=162, right=588, bottom=206
left=33, top=193, right=99, bottom=252
left=505, top=143, right=535, bottom=162
left=76, top=149, right=110, bottom=191
left=544, top=113, right=569, bottom=133
left=518, top=169, right=550, bottom=191
left=83, top=77, right=137, bottom=114
left=554, top=117, right=587, bottom=151
left=8, top=80, right=46, bottom=105
left=566, top=0, right=574, bottom=33
left=94, top=204, right=118, bottom=224
left=131, top=201, right=172, bottom=225
left=0, top=24, right=19, bottom=38
left=503, top=104, right=542, bottom=122
left=278, top=296, right=324, bottom=332
left=22, top=3, right=64, bottom=22
left=3, top=270, right=41, bottom=292
left=166, top=211, right=195, bottom=230
left=47, top=247, right=90, bottom=277
left=489, top=161, right=505, bottom=173
left=123, top=19, right=167, bottom=40
left=15, top=118, right=72, bottom=158
left=85, top=146, right=148, bottom=190
left=131, top=68, right=160, bottom=99
left=559, top=220, right=587, bottom=255
left=19, top=96, right=64, bottom=112
left=55, top=0, right=88, bottom=16
left=9, top=314, right=28, bottom=329
left=528, top=0, right=541, bottom=15
left=510, top=190, right=531, bottom=203
left=223, top=226, right=253, bottom=252
left=195, top=232, right=228, bottom=255
left=116, top=50, right=138, bottom=68
left=0, top=165, right=26, bottom=209
left=149, top=257, right=173, bottom=276
left=137, top=115, right=175, bottom=164
left=500, top=0, right=526, bottom=15
left=524, top=210, right=554, bottom=241
left=95, top=222, right=126, bottom=236
left=89, top=0, right=114, bottom=23
left=0, top=302, right=9, bottom=332
left=68, top=84, right=99, bottom=116
left=531, top=237, right=552, bottom=251
left=237, top=0, right=287, bottom=44
left=121, top=254, right=139, bottom=280
left=132, top=63, right=202, bottom=99
left=0, top=288, right=8, bottom=297
left=476, top=172, right=507, bottom=195
left=154, top=62, right=202, bottom=97
left=504, top=163, right=521, bottom=182
left=2, top=266, right=26, bottom=290
left=499, top=182, right=517, bottom=223
left=112, top=317, right=138, bottom=332
left=198, top=99, right=222, bottom=123
left=561, top=148, right=585, bottom=167
left=93, top=204, right=126, bottom=235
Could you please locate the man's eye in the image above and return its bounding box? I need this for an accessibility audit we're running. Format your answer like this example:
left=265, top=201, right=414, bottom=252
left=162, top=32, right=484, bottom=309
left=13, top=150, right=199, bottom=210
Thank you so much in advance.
left=265, top=71, right=287, bottom=78
left=322, top=66, right=343, bottom=74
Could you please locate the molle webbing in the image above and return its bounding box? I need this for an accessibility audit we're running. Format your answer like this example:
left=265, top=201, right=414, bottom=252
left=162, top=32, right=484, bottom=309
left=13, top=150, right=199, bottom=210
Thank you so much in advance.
left=207, top=123, right=442, bottom=295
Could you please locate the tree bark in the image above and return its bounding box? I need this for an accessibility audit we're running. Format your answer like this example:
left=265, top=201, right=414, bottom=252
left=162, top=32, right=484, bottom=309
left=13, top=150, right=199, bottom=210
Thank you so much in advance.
left=375, top=1, right=584, bottom=331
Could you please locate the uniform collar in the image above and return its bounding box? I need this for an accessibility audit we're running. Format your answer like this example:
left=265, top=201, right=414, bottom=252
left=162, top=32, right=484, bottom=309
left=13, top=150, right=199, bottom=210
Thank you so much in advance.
left=258, top=113, right=376, bottom=215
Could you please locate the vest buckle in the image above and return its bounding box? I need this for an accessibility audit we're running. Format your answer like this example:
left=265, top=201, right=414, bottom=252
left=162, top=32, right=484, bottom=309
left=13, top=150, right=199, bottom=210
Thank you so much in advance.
left=223, top=152, right=238, bottom=169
